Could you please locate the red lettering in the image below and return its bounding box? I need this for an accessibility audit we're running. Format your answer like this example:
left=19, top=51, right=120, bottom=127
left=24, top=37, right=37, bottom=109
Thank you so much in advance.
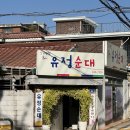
left=84, top=59, right=95, bottom=67
left=75, top=56, right=82, bottom=68
left=76, top=56, right=80, bottom=61
left=84, top=60, right=89, bottom=66
left=90, top=59, right=95, bottom=67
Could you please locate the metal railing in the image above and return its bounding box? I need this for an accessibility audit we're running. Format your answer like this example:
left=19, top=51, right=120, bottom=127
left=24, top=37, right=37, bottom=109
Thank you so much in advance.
left=47, top=21, right=130, bottom=34
left=96, top=22, right=130, bottom=33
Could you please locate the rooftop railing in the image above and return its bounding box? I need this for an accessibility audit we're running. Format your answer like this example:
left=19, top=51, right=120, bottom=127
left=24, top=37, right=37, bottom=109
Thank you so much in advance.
left=96, top=22, right=130, bottom=33
left=47, top=21, right=130, bottom=34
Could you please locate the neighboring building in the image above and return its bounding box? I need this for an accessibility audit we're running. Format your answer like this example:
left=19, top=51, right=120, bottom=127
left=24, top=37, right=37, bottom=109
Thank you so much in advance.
left=0, top=16, right=129, bottom=130
left=53, top=16, right=97, bottom=34
left=44, top=16, right=130, bottom=130
left=0, top=22, right=50, bottom=43
left=0, top=41, right=77, bottom=130
left=0, top=41, right=75, bottom=89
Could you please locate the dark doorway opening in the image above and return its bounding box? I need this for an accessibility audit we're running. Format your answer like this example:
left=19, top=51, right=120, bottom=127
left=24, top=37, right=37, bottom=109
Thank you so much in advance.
left=63, top=96, right=79, bottom=130
left=112, top=87, right=117, bottom=120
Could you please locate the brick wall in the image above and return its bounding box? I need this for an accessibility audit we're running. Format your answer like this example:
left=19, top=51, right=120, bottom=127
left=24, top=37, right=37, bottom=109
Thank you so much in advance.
left=0, top=90, right=34, bottom=130
left=73, top=39, right=122, bottom=53
left=108, top=40, right=122, bottom=47
left=0, top=29, right=3, bottom=33
left=56, top=21, right=80, bottom=34
left=12, top=27, right=21, bottom=33
left=56, top=20, right=95, bottom=34
left=75, top=41, right=103, bottom=53
left=0, top=27, right=21, bottom=33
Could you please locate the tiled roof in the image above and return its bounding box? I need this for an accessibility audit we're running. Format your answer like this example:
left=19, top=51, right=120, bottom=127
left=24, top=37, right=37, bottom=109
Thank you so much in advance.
left=0, top=41, right=75, bottom=68
left=0, top=32, right=46, bottom=39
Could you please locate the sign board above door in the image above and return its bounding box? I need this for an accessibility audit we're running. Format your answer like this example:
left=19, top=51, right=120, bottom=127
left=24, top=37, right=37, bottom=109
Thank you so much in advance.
left=36, top=50, right=104, bottom=77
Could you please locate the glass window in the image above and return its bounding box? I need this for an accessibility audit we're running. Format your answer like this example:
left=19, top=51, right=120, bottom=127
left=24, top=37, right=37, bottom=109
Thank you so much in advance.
left=3, top=27, right=12, bottom=33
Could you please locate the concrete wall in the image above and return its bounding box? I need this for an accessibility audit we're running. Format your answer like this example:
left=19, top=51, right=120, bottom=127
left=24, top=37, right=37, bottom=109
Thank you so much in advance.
left=123, top=80, right=129, bottom=119
left=51, top=100, right=63, bottom=130
left=0, top=90, right=34, bottom=130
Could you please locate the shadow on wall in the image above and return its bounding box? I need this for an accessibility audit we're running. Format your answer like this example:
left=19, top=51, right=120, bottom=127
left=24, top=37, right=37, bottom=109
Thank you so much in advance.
left=0, top=90, right=33, bottom=130
left=15, top=101, right=31, bottom=130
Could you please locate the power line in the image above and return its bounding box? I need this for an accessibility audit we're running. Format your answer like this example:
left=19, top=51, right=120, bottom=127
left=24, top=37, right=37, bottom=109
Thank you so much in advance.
left=99, top=0, right=130, bottom=28
left=89, top=13, right=111, bottom=18
left=0, top=7, right=117, bottom=17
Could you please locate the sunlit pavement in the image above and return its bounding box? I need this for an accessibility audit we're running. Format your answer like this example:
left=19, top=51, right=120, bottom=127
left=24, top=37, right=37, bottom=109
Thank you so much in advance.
left=120, top=128, right=130, bottom=130
left=104, top=119, right=130, bottom=130
left=0, top=125, right=11, bottom=130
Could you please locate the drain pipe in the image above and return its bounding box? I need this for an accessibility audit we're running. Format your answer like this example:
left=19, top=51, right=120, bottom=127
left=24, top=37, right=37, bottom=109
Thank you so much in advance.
left=0, top=118, right=13, bottom=130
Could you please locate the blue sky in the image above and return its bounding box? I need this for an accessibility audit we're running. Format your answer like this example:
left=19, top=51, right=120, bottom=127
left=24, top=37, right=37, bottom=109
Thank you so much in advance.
left=0, top=0, right=130, bottom=32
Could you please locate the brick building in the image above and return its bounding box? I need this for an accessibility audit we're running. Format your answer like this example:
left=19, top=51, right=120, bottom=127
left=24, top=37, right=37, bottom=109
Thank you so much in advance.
left=0, top=16, right=129, bottom=130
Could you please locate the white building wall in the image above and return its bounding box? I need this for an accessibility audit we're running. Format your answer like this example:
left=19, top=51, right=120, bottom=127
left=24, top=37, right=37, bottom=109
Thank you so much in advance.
left=0, top=90, right=34, bottom=130
left=123, top=80, right=129, bottom=119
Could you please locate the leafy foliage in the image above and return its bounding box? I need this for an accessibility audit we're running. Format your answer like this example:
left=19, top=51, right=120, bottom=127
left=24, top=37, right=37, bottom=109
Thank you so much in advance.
left=43, top=88, right=92, bottom=124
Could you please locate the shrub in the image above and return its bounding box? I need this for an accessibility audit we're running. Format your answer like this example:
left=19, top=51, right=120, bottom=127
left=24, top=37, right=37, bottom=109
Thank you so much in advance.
left=43, top=88, right=92, bottom=125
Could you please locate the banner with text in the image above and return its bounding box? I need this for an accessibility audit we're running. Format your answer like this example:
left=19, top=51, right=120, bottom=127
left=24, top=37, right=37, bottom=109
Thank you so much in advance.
left=103, top=41, right=127, bottom=70
left=34, top=91, right=43, bottom=127
left=36, top=50, right=104, bottom=77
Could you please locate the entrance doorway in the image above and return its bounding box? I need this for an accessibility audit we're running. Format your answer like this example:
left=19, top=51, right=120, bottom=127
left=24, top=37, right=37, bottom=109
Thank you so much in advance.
left=63, top=96, right=79, bottom=130
left=112, top=87, right=117, bottom=120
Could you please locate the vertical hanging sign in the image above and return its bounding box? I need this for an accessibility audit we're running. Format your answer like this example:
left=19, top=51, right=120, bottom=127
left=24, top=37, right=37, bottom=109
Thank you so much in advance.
left=89, top=89, right=96, bottom=125
left=34, top=90, right=43, bottom=127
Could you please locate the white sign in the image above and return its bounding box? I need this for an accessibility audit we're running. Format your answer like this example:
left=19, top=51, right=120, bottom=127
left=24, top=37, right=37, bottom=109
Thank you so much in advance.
left=36, top=50, right=104, bottom=77
left=34, top=91, right=43, bottom=126
left=103, top=41, right=127, bottom=70
left=89, top=89, right=96, bottom=125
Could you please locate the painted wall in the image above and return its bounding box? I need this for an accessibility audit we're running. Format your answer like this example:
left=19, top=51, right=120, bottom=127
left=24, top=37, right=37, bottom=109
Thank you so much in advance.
left=116, top=86, right=123, bottom=119
left=0, top=90, right=34, bottom=130
left=105, top=86, right=113, bottom=122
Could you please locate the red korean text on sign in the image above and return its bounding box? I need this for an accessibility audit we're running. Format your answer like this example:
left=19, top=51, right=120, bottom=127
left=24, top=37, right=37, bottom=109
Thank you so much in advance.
left=75, top=56, right=82, bottom=68
left=84, top=59, right=95, bottom=67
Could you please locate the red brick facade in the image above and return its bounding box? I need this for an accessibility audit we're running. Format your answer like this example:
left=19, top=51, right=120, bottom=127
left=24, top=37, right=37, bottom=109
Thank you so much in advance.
left=56, top=20, right=95, bottom=34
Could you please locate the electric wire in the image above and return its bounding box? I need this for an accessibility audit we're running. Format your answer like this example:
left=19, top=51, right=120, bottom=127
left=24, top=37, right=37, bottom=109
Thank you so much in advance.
left=0, top=6, right=124, bottom=17
left=99, top=0, right=130, bottom=28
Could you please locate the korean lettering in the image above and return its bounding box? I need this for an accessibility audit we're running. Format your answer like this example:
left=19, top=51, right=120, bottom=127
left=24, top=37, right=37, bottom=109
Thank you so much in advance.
left=75, top=56, right=82, bottom=68
left=111, top=49, right=123, bottom=64
left=89, top=89, right=96, bottom=125
left=117, top=51, right=120, bottom=64
left=37, top=100, right=41, bottom=106
left=112, top=50, right=114, bottom=62
left=61, top=55, right=72, bottom=68
left=37, top=107, right=41, bottom=112
left=35, top=91, right=43, bottom=127
left=37, top=113, right=41, bottom=118
left=84, top=59, right=95, bottom=67
left=51, top=57, right=59, bottom=68
left=37, top=94, right=41, bottom=99
left=121, top=55, right=123, bottom=63
left=36, top=93, right=42, bottom=118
